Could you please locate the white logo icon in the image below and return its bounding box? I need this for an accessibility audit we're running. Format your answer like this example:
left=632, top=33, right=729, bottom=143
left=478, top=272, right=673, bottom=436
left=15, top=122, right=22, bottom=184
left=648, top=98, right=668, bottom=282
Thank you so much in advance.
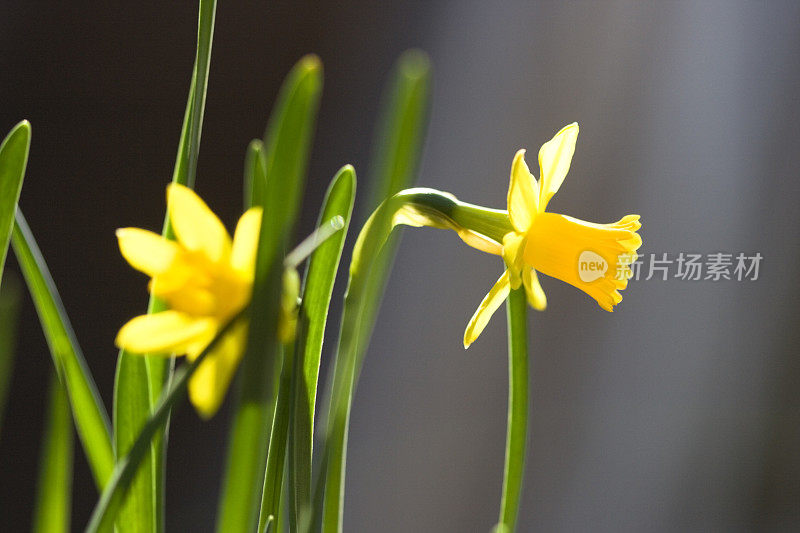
left=578, top=251, right=607, bottom=282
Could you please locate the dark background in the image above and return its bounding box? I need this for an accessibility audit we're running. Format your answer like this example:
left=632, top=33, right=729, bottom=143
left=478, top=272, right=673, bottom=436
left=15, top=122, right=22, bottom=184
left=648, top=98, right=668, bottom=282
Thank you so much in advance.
left=2, top=1, right=800, bottom=531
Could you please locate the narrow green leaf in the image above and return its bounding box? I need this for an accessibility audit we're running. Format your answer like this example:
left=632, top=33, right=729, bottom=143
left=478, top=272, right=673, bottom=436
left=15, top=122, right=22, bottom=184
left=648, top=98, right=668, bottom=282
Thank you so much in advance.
left=86, top=312, right=245, bottom=533
left=288, top=166, right=355, bottom=529
left=496, top=288, right=529, bottom=532
left=257, top=342, right=293, bottom=533
left=244, top=139, right=267, bottom=210
left=320, top=51, right=431, bottom=532
left=364, top=49, right=431, bottom=214
left=260, top=207, right=349, bottom=533
left=113, top=3, right=218, bottom=531
left=216, top=55, right=322, bottom=533
left=184, top=0, right=216, bottom=190
left=32, top=373, right=73, bottom=533
left=0, top=122, right=29, bottom=438
left=11, top=211, right=114, bottom=488
left=0, top=276, right=20, bottom=438
left=112, top=354, right=155, bottom=533
left=0, top=120, right=30, bottom=288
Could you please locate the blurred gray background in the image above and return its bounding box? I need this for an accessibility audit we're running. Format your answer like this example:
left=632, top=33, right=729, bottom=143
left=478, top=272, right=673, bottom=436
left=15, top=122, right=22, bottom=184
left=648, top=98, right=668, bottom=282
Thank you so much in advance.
left=2, top=0, right=799, bottom=531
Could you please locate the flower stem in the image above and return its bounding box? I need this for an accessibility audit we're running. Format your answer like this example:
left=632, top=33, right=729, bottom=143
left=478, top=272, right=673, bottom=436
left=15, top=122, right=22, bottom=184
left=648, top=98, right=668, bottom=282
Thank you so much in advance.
left=498, top=287, right=529, bottom=532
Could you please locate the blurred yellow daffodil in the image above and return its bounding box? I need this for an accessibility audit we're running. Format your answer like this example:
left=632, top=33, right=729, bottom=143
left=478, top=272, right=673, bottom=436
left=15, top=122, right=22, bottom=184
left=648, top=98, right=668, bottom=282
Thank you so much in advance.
left=115, top=183, right=261, bottom=418
left=463, top=123, right=642, bottom=347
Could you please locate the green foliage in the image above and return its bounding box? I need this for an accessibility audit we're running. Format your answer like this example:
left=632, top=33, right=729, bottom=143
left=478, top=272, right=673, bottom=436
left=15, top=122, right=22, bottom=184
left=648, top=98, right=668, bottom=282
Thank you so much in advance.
left=112, top=2, right=218, bottom=531
left=0, top=120, right=30, bottom=289
left=288, top=166, right=355, bottom=529
left=320, top=50, right=432, bottom=533
left=0, top=277, right=20, bottom=438
left=86, top=312, right=246, bottom=533
left=216, top=54, right=322, bottom=533
left=12, top=212, right=114, bottom=489
left=32, top=374, right=73, bottom=533
left=3, top=3, right=536, bottom=528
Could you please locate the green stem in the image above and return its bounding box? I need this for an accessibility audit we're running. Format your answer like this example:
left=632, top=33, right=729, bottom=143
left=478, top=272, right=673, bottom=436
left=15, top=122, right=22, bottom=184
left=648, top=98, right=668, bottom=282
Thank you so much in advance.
left=319, top=187, right=513, bottom=532
left=497, top=288, right=529, bottom=532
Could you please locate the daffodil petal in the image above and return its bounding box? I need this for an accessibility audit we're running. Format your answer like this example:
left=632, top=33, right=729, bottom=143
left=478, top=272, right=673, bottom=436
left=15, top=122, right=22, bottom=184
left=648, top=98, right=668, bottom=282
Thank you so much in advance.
left=116, top=228, right=181, bottom=277
left=538, top=123, right=578, bottom=211
left=523, top=267, right=547, bottom=310
left=115, top=310, right=216, bottom=355
left=457, top=229, right=503, bottom=256
left=231, top=207, right=263, bottom=277
left=167, top=183, right=231, bottom=263
left=507, top=149, right=538, bottom=232
left=502, top=232, right=526, bottom=289
left=188, top=320, right=247, bottom=418
left=463, top=270, right=511, bottom=349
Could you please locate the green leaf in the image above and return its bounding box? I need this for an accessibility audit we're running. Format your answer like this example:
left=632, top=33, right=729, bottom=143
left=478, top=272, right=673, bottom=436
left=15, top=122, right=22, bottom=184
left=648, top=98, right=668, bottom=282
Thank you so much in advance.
left=364, top=49, right=431, bottom=215
left=112, top=353, right=155, bottom=533
left=0, top=120, right=30, bottom=289
left=257, top=342, right=293, bottom=533
left=11, top=211, right=114, bottom=488
left=32, top=373, right=73, bottom=533
left=320, top=51, right=431, bottom=533
left=113, top=2, right=218, bottom=531
left=0, top=121, right=30, bottom=438
left=86, top=312, right=245, bottom=533
left=244, top=139, right=267, bottom=210
left=0, top=276, right=21, bottom=440
left=288, top=167, right=355, bottom=529
left=496, top=288, right=529, bottom=532
left=216, top=54, right=322, bottom=533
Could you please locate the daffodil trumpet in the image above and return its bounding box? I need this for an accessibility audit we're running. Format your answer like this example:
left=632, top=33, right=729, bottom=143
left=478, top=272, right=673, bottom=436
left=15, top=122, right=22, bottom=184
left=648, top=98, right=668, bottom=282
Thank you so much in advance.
left=353, top=123, right=642, bottom=348
left=115, top=184, right=343, bottom=418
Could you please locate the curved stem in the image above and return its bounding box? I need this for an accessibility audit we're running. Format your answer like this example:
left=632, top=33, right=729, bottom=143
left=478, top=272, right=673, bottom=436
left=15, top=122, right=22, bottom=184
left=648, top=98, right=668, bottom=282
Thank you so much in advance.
left=320, top=187, right=513, bottom=532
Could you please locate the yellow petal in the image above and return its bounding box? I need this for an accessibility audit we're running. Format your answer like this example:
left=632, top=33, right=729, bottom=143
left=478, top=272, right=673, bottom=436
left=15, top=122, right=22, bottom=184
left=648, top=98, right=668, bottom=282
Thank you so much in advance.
left=151, top=281, right=216, bottom=316
left=502, top=232, right=526, bottom=289
left=167, top=183, right=231, bottom=263
left=116, top=228, right=180, bottom=277
left=188, top=320, right=247, bottom=418
left=456, top=229, right=503, bottom=256
left=522, top=267, right=547, bottom=310
left=507, top=149, right=539, bottom=232
left=231, top=207, right=263, bottom=277
left=115, top=310, right=216, bottom=355
left=538, top=123, right=579, bottom=211
left=463, top=270, right=511, bottom=349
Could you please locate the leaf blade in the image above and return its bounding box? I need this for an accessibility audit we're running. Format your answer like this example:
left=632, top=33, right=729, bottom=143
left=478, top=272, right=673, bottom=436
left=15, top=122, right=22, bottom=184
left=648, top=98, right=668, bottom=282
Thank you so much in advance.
left=320, top=51, right=431, bottom=533
left=0, top=120, right=30, bottom=288
left=86, top=312, right=245, bottom=533
left=11, top=211, right=114, bottom=488
left=32, top=373, right=74, bottom=533
left=287, top=166, right=355, bottom=529
left=0, top=277, right=21, bottom=438
left=216, top=54, right=323, bottom=533
left=113, top=3, right=218, bottom=531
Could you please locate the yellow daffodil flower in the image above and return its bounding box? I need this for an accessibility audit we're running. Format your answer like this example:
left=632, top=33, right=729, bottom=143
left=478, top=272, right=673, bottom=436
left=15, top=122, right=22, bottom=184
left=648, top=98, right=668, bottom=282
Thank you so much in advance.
left=115, top=183, right=261, bottom=418
left=463, top=123, right=642, bottom=347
